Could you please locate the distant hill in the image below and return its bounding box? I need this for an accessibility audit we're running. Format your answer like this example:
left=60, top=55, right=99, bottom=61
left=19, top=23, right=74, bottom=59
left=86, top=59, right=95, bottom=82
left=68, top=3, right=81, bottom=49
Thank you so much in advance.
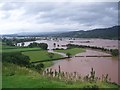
left=2, top=26, right=119, bottom=40
left=2, top=31, right=68, bottom=37
left=53, top=26, right=119, bottom=40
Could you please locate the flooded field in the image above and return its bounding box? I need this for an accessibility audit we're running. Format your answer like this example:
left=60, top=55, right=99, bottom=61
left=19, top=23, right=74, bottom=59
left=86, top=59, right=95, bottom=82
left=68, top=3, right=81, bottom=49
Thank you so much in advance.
left=17, top=38, right=119, bottom=83
left=49, top=49, right=118, bottom=83
left=17, top=38, right=118, bottom=49
left=70, top=38, right=118, bottom=49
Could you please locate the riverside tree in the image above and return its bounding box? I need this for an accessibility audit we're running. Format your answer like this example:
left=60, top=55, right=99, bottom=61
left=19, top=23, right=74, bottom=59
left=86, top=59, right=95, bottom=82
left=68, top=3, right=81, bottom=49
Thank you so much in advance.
left=66, top=53, right=71, bottom=58
left=28, top=42, right=48, bottom=50
left=110, top=49, right=119, bottom=56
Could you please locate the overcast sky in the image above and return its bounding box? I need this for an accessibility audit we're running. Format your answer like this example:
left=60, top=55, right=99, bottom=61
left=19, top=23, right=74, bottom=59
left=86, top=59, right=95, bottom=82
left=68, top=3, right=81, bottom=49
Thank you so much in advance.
left=0, top=1, right=118, bottom=34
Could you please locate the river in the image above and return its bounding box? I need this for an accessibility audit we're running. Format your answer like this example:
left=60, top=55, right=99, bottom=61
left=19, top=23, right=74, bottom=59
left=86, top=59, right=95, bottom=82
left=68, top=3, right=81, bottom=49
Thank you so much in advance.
left=17, top=38, right=118, bottom=49
left=48, top=49, right=118, bottom=83
left=17, top=38, right=119, bottom=83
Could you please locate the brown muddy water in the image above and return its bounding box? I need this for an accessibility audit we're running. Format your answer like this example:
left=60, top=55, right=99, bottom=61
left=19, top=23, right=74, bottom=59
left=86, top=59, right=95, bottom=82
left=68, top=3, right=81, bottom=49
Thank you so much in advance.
left=48, top=49, right=118, bottom=83
left=17, top=38, right=118, bottom=49
left=17, top=38, right=119, bottom=83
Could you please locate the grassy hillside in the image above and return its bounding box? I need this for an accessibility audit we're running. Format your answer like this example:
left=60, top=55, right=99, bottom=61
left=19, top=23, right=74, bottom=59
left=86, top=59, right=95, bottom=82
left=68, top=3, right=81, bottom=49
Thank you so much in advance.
left=2, top=62, right=119, bottom=88
left=3, top=26, right=119, bottom=40
left=54, top=26, right=119, bottom=40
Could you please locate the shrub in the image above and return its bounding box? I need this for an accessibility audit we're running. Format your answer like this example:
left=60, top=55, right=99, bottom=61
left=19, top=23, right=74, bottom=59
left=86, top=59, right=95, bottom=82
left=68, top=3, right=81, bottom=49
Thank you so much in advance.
left=38, top=43, right=48, bottom=50
left=47, top=53, right=54, bottom=59
left=66, top=53, right=71, bottom=58
left=110, top=49, right=119, bottom=56
left=28, top=42, right=48, bottom=50
left=2, top=52, right=30, bottom=66
left=35, top=63, right=44, bottom=71
left=28, top=42, right=39, bottom=48
left=83, top=85, right=99, bottom=90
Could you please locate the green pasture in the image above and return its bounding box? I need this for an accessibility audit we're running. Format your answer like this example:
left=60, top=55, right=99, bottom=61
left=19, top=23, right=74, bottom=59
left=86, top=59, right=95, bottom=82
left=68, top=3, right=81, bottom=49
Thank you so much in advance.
left=55, top=48, right=85, bottom=56
left=22, top=51, right=63, bottom=62
left=2, top=46, right=41, bottom=53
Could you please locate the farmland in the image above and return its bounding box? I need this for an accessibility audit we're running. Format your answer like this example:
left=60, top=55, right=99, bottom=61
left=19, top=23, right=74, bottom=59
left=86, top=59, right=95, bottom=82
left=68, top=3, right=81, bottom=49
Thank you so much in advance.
left=54, top=48, right=85, bottom=56
left=1, top=38, right=119, bottom=88
left=2, top=46, right=41, bottom=53
left=22, top=51, right=63, bottom=62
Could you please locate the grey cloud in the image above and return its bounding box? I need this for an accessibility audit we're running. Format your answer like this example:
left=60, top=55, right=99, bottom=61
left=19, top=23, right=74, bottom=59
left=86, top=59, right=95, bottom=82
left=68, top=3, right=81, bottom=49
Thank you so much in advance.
left=34, top=2, right=118, bottom=27
left=0, top=2, right=118, bottom=33
left=0, top=2, right=24, bottom=10
left=23, top=2, right=57, bottom=15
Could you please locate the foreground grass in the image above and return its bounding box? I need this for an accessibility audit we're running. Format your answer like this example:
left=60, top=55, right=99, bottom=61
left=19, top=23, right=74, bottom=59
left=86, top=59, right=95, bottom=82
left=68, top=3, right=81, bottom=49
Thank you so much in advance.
left=22, top=51, right=63, bottom=62
left=55, top=48, right=85, bottom=56
left=2, top=63, right=119, bottom=88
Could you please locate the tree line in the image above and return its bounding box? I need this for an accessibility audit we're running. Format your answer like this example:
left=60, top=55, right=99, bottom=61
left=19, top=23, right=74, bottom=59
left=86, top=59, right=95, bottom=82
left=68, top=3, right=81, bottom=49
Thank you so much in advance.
left=67, top=44, right=119, bottom=56
left=2, top=37, right=36, bottom=46
left=28, top=42, right=48, bottom=50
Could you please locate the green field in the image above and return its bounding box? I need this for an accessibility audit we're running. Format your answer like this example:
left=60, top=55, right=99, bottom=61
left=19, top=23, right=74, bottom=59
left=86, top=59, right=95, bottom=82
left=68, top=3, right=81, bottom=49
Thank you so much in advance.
left=22, top=50, right=63, bottom=67
left=2, top=45, right=63, bottom=67
left=2, top=44, right=119, bottom=88
left=55, top=48, right=85, bottom=56
left=2, top=46, right=41, bottom=53
left=22, top=51, right=63, bottom=62
left=2, top=48, right=41, bottom=53
left=2, top=63, right=118, bottom=88
left=2, top=45, right=19, bottom=49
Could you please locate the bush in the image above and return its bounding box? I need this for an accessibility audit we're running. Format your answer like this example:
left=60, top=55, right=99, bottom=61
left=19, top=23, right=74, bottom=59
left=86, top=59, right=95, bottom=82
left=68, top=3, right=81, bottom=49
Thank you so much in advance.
left=38, top=43, right=48, bottom=50
left=110, top=49, right=119, bottom=56
left=83, top=85, right=99, bottom=90
left=35, top=63, right=44, bottom=71
left=47, top=53, right=54, bottom=59
left=28, top=42, right=38, bottom=48
left=28, top=42, right=48, bottom=50
left=2, top=52, right=30, bottom=66
left=66, top=53, right=71, bottom=58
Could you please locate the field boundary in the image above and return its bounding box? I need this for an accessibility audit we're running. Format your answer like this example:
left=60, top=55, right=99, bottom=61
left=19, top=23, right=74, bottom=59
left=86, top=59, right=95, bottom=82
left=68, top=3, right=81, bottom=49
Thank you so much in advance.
left=30, top=57, right=68, bottom=64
